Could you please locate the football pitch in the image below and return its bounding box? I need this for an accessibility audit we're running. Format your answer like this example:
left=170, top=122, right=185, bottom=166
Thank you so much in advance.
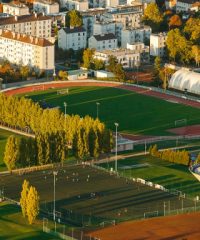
left=0, top=164, right=196, bottom=227
left=22, top=86, right=200, bottom=135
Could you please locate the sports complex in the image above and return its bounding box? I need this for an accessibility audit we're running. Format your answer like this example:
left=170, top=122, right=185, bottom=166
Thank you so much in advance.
left=1, top=80, right=200, bottom=239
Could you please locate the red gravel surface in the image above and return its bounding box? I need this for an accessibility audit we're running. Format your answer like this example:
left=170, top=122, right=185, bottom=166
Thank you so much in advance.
left=168, top=125, right=200, bottom=136
left=89, top=212, right=200, bottom=240
left=4, top=81, right=200, bottom=110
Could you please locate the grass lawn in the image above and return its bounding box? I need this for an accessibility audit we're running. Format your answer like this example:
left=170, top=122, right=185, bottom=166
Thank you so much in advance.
left=22, top=86, right=200, bottom=135
left=0, top=202, right=57, bottom=240
left=0, top=129, right=22, bottom=171
left=100, top=155, right=200, bottom=198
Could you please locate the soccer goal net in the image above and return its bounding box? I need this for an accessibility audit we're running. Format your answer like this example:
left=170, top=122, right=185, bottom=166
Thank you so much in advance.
left=57, top=88, right=69, bottom=95
left=144, top=211, right=158, bottom=219
left=174, top=119, right=187, bottom=127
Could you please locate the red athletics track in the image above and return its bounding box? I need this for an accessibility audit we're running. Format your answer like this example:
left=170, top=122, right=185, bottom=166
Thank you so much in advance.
left=3, top=81, right=200, bottom=109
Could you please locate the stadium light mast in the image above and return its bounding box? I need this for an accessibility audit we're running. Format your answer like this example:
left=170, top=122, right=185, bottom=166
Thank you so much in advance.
left=114, top=122, right=119, bottom=172
left=96, top=102, right=100, bottom=119
left=53, top=171, right=58, bottom=221
left=64, top=102, right=67, bottom=120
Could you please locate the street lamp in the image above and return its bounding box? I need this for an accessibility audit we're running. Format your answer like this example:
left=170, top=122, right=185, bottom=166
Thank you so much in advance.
left=114, top=123, right=119, bottom=172
left=64, top=102, right=67, bottom=120
left=53, top=171, right=58, bottom=221
left=96, top=102, right=100, bottom=119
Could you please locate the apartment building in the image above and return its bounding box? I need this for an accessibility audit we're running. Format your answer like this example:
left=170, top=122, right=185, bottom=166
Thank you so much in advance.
left=94, top=48, right=142, bottom=68
left=3, top=3, right=29, bottom=16
left=58, top=26, right=87, bottom=50
left=0, top=13, right=52, bottom=39
left=33, top=0, right=59, bottom=14
left=150, top=32, right=167, bottom=57
left=93, top=21, right=123, bottom=45
left=176, top=0, right=197, bottom=12
left=88, top=33, right=117, bottom=50
left=121, top=26, right=152, bottom=48
left=65, top=0, right=89, bottom=11
left=0, top=29, right=54, bottom=71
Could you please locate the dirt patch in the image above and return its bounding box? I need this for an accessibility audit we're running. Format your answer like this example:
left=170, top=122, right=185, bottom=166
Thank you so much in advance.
left=168, top=125, right=200, bottom=135
left=89, top=212, right=200, bottom=240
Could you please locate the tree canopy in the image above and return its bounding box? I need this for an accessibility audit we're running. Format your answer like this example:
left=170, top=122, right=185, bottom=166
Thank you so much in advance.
left=66, top=10, right=83, bottom=28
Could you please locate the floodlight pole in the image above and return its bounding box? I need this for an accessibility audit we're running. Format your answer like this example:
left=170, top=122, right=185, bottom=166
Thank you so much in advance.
left=53, top=171, right=58, bottom=221
left=115, top=123, right=119, bottom=172
left=96, top=102, right=100, bottom=119
left=64, top=102, right=67, bottom=120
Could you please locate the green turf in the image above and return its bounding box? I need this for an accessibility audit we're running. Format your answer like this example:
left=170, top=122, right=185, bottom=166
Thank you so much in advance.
left=0, top=202, right=58, bottom=240
left=0, top=165, right=196, bottom=226
left=100, top=155, right=200, bottom=198
left=22, top=87, right=200, bottom=135
left=0, top=129, right=22, bottom=171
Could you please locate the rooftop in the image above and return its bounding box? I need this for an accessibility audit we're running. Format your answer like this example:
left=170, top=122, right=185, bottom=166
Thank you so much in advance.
left=0, top=29, right=54, bottom=47
left=0, top=13, right=51, bottom=26
left=93, top=33, right=116, bottom=41
left=34, top=0, right=59, bottom=5
left=62, top=26, right=86, bottom=34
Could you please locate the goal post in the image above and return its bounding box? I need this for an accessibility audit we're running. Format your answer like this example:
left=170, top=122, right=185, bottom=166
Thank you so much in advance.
left=57, top=88, right=69, bottom=95
left=144, top=211, right=159, bottom=219
left=174, top=119, right=187, bottom=127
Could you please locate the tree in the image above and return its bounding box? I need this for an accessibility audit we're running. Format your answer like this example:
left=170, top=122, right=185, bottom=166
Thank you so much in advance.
left=82, top=49, right=94, bottom=69
left=26, top=186, right=39, bottom=224
left=166, top=29, right=192, bottom=63
left=143, top=3, right=163, bottom=32
left=168, top=15, right=182, bottom=29
left=93, top=58, right=105, bottom=70
left=20, top=66, right=30, bottom=80
left=58, top=70, right=68, bottom=80
left=114, top=63, right=126, bottom=81
left=66, top=10, right=83, bottom=27
left=20, top=180, right=30, bottom=218
left=192, top=45, right=200, bottom=66
left=3, top=135, right=20, bottom=171
left=106, top=56, right=117, bottom=72
left=184, top=17, right=200, bottom=43
left=153, top=56, right=162, bottom=86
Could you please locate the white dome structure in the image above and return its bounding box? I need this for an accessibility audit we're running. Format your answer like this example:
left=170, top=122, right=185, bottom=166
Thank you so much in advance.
left=169, top=69, right=200, bottom=95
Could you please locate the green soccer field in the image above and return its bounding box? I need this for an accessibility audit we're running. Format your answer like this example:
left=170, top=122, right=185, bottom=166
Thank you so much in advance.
left=0, top=202, right=57, bottom=240
left=100, top=155, right=200, bottom=198
left=23, top=86, right=200, bottom=135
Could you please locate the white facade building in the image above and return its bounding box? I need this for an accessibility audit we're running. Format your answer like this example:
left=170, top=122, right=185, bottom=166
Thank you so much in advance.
left=150, top=32, right=167, bottom=57
left=176, top=0, right=196, bottom=12
left=58, top=27, right=87, bottom=50
left=33, top=0, right=59, bottom=14
left=0, top=29, right=54, bottom=71
left=88, top=0, right=106, bottom=8
left=93, top=21, right=123, bottom=45
left=106, top=0, right=120, bottom=7
left=3, top=3, right=29, bottom=16
left=65, top=0, right=89, bottom=11
left=88, top=33, right=117, bottom=50
left=94, top=48, right=141, bottom=68
left=121, top=26, right=152, bottom=48
left=0, top=13, right=52, bottom=39
left=82, top=15, right=95, bottom=38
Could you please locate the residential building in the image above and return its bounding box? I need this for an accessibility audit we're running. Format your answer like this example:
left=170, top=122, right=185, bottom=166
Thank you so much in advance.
left=68, top=69, right=88, bottom=80
left=150, top=32, right=167, bottom=57
left=33, top=0, right=59, bottom=14
left=102, top=4, right=143, bottom=29
left=0, top=29, right=54, bottom=71
left=58, top=26, right=87, bottom=50
left=165, top=0, right=177, bottom=9
left=94, top=48, right=143, bottom=68
left=88, top=33, right=117, bottom=50
left=93, top=21, right=123, bottom=45
left=88, top=0, right=106, bottom=8
left=0, top=13, right=52, bottom=39
left=126, top=42, right=149, bottom=62
left=121, top=26, right=152, bottom=48
left=65, top=0, right=89, bottom=11
left=190, top=1, right=200, bottom=11
left=82, top=15, right=95, bottom=38
left=176, top=0, right=197, bottom=12
left=106, top=0, right=120, bottom=7
left=3, top=3, right=29, bottom=16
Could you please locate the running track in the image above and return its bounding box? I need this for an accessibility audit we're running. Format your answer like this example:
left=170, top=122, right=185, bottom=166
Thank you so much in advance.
left=3, top=81, right=200, bottom=109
